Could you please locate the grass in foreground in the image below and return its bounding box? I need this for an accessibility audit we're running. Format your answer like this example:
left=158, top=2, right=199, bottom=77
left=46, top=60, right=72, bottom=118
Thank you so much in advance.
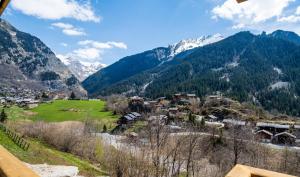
left=0, top=130, right=107, bottom=177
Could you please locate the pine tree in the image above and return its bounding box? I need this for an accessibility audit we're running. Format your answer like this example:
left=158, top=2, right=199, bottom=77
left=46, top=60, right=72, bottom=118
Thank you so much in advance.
left=70, top=92, right=76, bottom=100
left=0, top=109, right=8, bottom=123
left=41, top=92, right=49, bottom=99
left=103, top=124, right=107, bottom=133
left=188, top=112, right=195, bottom=124
left=200, top=117, right=205, bottom=127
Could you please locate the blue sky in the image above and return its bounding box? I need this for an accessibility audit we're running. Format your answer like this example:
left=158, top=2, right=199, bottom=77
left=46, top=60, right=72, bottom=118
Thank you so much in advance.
left=2, top=0, right=300, bottom=66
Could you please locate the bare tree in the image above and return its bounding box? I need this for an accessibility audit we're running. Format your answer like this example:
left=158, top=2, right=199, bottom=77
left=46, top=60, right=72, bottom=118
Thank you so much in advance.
left=106, top=95, right=129, bottom=114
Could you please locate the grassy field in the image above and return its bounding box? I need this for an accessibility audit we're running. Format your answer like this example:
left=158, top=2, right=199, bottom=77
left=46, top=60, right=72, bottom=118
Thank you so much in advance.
left=0, top=130, right=107, bottom=177
left=1, top=100, right=118, bottom=127
left=31, top=100, right=117, bottom=122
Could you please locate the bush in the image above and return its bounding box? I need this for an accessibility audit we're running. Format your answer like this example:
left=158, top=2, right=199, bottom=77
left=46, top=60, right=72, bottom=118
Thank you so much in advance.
left=0, top=109, right=7, bottom=123
left=13, top=121, right=98, bottom=160
left=106, top=95, right=128, bottom=114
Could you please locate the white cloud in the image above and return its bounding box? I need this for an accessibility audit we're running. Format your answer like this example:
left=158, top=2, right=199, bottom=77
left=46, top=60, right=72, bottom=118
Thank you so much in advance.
left=277, top=6, right=300, bottom=23
left=297, top=6, right=300, bottom=15
left=11, top=0, right=101, bottom=22
left=52, top=22, right=86, bottom=36
left=73, top=48, right=102, bottom=59
left=212, top=0, right=294, bottom=28
left=107, top=42, right=128, bottom=49
left=232, top=23, right=245, bottom=29
left=78, top=40, right=128, bottom=49
left=78, top=40, right=112, bottom=49
left=58, top=40, right=127, bottom=65
left=60, top=43, right=68, bottom=47
left=278, top=15, right=300, bottom=23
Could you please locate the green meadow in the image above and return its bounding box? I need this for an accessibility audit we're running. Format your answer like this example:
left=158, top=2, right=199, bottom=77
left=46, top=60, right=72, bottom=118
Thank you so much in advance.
left=2, top=100, right=118, bottom=126
left=31, top=100, right=118, bottom=124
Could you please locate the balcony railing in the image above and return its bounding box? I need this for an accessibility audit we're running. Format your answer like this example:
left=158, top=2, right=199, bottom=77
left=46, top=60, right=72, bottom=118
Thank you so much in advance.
left=0, top=145, right=39, bottom=177
left=226, top=164, right=296, bottom=177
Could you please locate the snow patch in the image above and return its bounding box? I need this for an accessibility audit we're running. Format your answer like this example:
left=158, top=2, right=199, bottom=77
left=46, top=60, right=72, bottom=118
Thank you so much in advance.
left=169, top=34, right=224, bottom=57
left=226, top=61, right=239, bottom=68
left=273, top=67, right=283, bottom=75
left=9, top=31, right=17, bottom=36
left=212, top=67, right=224, bottom=72
left=270, top=81, right=290, bottom=90
left=142, top=81, right=152, bottom=92
left=220, top=73, right=230, bottom=82
left=57, top=56, right=106, bottom=81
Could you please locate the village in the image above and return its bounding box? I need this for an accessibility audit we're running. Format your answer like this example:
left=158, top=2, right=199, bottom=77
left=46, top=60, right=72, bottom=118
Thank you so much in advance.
left=116, top=93, right=300, bottom=147
left=1, top=89, right=300, bottom=147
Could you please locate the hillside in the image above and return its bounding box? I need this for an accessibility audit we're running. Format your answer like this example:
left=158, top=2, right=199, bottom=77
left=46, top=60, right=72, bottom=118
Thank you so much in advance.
left=82, top=34, right=223, bottom=95
left=88, top=31, right=300, bottom=116
left=0, top=19, right=86, bottom=96
left=0, top=127, right=106, bottom=177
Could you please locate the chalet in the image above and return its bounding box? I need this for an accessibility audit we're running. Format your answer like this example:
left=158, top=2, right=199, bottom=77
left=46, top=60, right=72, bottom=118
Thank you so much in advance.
left=173, top=93, right=200, bottom=106
left=254, top=130, right=273, bottom=143
left=272, top=132, right=297, bottom=145
left=130, top=96, right=144, bottom=104
left=129, top=96, right=145, bottom=112
left=173, top=93, right=183, bottom=103
left=174, top=93, right=182, bottom=98
left=186, top=94, right=197, bottom=99
left=15, top=98, right=40, bottom=109
left=206, top=114, right=218, bottom=122
left=179, top=99, right=190, bottom=105
left=256, top=122, right=291, bottom=135
left=208, top=95, right=222, bottom=101
left=168, top=107, right=179, bottom=117
left=25, top=100, right=39, bottom=109
left=294, top=125, right=300, bottom=130
left=223, top=119, right=246, bottom=128
left=118, top=112, right=142, bottom=124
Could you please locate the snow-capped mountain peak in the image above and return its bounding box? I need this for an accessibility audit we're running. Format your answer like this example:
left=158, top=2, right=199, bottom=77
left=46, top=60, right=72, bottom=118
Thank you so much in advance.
left=57, top=56, right=106, bottom=81
left=169, top=34, right=224, bottom=57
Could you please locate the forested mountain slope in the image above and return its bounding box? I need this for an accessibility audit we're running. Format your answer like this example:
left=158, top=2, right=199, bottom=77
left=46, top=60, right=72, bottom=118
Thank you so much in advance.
left=97, top=31, right=300, bottom=116
left=82, top=35, right=223, bottom=95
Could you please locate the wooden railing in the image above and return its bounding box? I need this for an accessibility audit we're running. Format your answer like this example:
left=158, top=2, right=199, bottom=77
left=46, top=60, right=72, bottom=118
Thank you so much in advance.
left=0, top=123, right=30, bottom=150
left=0, top=145, right=39, bottom=177
left=0, top=0, right=10, bottom=15
left=226, top=164, right=296, bottom=177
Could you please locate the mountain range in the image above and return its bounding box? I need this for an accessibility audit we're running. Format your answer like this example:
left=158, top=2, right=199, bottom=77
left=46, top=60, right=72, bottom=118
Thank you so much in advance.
left=1, top=17, right=300, bottom=116
left=83, top=30, right=300, bottom=116
left=0, top=19, right=86, bottom=96
left=83, top=34, right=224, bottom=96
